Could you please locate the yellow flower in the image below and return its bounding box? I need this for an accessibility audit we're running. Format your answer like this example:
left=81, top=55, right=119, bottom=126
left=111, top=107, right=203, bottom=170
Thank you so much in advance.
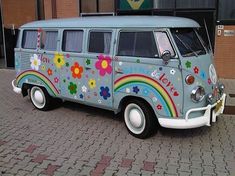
left=88, top=79, right=96, bottom=89
left=53, top=52, right=65, bottom=69
left=41, top=65, right=46, bottom=71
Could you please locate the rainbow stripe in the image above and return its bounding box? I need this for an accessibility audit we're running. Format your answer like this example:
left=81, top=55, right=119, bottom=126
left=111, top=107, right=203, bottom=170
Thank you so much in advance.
left=114, top=74, right=178, bottom=117
left=16, top=70, right=59, bottom=96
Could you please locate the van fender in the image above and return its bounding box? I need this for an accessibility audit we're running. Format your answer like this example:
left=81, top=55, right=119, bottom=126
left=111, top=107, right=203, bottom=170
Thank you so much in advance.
left=115, top=94, right=164, bottom=120
left=16, top=70, right=59, bottom=97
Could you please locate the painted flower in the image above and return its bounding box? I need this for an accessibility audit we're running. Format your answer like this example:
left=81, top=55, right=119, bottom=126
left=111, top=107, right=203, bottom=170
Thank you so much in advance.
left=54, top=77, right=59, bottom=83
left=88, top=79, right=96, bottom=89
left=200, top=70, right=206, bottom=79
left=30, top=54, right=41, bottom=70
left=47, top=68, right=53, bottom=76
left=133, top=86, right=139, bottom=94
left=71, top=62, right=83, bottom=79
left=143, top=88, right=149, bottom=96
left=208, top=78, right=212, bottom=85
left=185, top=61, right=191, bottom=68
left=100, top=86, right=111, bottom=100
left=98, top=99, right=102, bottom=104
left=170, top=69, right=176, bottom=75
left=79, top=94, right=83, bottom=99
left=152, top=97, right=158, bottom=103
left=157, top=104, right=162, bottom=110
left=53, top=52, right=65, bottom=69
left=95, top=55, right=112, bottom=76
left=41, top=65, right=46, bottom=71
left=82, top=85, right=87, bottom=93
left=126, top=88, right=131, bottom=93
left=194, top=66, right=199, bottom=74
left=68, top=82, right=77, bottom=95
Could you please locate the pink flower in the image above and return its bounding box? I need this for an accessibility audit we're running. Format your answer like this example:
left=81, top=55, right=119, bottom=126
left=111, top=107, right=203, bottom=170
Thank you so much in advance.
left=54, top=77, right=59, bottom=83
left=95, top=55, right=112, bottom=76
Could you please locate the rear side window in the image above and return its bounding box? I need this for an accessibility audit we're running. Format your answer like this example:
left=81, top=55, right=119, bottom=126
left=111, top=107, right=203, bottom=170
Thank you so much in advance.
left=41, top=31, right=58, bottom=51
left=22, top=30, right=38, bottom=49
left=88, top=31, right=112, bottom=54
left=118, top=32, right=158, bottom=58
left=62, top=30, right=83, bottom=53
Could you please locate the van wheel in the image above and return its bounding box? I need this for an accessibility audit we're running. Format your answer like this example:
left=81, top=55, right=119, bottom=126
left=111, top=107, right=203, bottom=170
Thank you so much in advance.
left=123, top=99, right=156, bottom=139
left=30, top=86, right=51, bottom=110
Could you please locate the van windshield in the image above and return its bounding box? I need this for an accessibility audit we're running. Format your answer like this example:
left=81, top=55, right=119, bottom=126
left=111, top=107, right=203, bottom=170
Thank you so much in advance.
left=171, top=28, right=206, bottom=57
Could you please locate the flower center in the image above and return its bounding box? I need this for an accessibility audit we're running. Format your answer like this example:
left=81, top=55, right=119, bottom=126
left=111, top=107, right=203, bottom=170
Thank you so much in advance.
left=33, top=60, right=38, bottom=66
left=74, top=68, right=80, bottom=74
left=57, top=58, right=61, bottom=63
left=101, top=60, right=108, bottom=69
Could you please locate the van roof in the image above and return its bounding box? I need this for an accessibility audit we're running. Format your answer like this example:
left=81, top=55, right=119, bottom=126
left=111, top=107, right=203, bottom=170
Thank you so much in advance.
left=21, top=16, right=200, bottom=29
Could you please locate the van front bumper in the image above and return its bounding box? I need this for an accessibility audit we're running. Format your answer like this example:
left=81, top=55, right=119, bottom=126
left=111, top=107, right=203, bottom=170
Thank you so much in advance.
left=158, top=93, right=226, bottom=129
left=12, top=79, right=22, bottom=94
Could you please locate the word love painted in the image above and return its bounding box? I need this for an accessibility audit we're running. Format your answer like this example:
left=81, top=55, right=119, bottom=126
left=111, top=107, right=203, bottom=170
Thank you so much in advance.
left=159, top=73, right=179, bottom=96
left=151, top=70, right=179, bottom=96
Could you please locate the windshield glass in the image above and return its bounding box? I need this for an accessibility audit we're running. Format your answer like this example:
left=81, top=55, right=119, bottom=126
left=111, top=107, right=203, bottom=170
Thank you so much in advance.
left=171, top=28, right=206, bottom=57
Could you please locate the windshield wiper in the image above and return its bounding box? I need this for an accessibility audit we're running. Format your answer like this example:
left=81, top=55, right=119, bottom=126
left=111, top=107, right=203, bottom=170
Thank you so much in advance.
left=175, top=34, right=198, bottom=57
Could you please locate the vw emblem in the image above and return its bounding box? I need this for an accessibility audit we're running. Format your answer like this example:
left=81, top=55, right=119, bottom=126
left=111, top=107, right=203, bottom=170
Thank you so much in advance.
left=209, top=64, right=217, bottom=85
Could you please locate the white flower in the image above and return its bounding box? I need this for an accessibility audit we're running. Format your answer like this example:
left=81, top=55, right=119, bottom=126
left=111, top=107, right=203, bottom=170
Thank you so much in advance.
left=81, top=85, right=87, bottom=93
left=30, top=54, right=41, bottom=71
left=170, top=69, right=176, bottom=75
left=152, top=97, right=158, bottom=102
left=98, top=99, right=102, bottom=104
left=119, top=62, right=123, bottom=66
left=126, top=88, right=130, bottom=93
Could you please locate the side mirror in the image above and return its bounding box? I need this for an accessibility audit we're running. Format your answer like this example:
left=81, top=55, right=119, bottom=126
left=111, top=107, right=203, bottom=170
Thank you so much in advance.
left=161, top=50, right=171, bottom=63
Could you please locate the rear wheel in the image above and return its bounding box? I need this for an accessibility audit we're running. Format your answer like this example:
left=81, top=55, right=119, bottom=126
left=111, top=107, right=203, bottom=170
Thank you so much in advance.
left=30, top=86, right=51, bottom=110
left=123, top=99, right=157, bottom=139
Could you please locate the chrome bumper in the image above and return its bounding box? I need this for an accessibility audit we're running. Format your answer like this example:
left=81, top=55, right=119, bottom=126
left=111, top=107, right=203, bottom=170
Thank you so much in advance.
left=12, top=79, right=22, bottom=94
left=158, top=93, right=226, bottom=129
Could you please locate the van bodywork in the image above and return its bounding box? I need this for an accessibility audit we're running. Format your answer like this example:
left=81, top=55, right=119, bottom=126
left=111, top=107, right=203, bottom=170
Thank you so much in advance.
left=12, top=16, right=226, bottom=138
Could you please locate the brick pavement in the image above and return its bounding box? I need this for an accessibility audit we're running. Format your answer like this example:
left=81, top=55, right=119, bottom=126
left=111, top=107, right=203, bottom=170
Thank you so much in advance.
left=0, top=69, right=235, bottom=176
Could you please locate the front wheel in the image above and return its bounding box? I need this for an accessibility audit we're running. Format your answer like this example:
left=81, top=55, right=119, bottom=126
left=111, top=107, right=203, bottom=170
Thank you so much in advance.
left=30, top=86, right=51, bottom=111
left=123, top=100, right=157, bottom=139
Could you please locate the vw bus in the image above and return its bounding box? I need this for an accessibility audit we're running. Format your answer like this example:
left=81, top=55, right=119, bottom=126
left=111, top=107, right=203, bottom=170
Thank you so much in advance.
left=12, top=16, right=226, bottom=138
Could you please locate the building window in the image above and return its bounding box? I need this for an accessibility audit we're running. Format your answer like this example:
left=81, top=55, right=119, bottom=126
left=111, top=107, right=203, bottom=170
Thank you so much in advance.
left=22, top=30, right=38, bottom=49
left=41, top=31, right=58, bottom=51
left=118, top=31, right=158, bottom=58
left=62, top=30, right=83, bottom=53
left=88, top=31, right=112, bottom=54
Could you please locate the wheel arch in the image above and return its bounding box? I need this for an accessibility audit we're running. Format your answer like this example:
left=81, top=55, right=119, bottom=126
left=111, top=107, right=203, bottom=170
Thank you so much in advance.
left=118, top=95, right=158, bottom=120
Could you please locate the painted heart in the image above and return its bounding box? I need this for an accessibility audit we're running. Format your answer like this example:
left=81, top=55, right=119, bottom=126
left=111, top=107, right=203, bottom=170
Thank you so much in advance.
left=174, top=91, right=179, bottom=96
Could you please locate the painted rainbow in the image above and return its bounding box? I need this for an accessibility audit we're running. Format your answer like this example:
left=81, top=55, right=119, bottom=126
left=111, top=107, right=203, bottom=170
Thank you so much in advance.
left=114, top=74, right=178, bottom=117
left=16, top=70, right=59, bottom=96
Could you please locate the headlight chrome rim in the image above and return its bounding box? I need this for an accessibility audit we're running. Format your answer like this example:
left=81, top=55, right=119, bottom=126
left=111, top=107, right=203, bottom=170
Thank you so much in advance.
left=191, top=86, right=205, bottom=103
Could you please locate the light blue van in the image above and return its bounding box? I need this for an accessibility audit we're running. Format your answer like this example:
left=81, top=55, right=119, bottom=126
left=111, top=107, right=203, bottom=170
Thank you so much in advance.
left=12, top=16, right=226, bottom=138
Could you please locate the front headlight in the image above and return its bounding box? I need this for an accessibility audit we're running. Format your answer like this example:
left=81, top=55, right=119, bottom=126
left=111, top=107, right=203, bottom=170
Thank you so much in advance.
left=191, top=86, right=205, bottom=103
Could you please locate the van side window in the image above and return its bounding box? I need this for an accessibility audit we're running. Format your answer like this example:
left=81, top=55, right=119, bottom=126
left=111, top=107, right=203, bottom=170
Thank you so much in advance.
left=62, top=30, right=83, bottom=53
left=155, top=32, right=175, bottom=57
left=118, top=32, right=158, bottom=58
left=22, top=30, right=38, bottom=49
left=41, top=31, right=58, bottom=51
left=88, top=32, right=111, bottom=54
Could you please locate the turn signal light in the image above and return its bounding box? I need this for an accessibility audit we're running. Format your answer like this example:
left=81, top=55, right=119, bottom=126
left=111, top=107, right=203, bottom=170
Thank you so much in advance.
left=185, top=75, right=195, bottom=85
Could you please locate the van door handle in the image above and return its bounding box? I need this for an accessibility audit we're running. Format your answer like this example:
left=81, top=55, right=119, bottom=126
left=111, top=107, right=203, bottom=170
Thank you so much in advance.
left=115, top=68, right=123, bottom=74
left=85, top=67, right=91, bottom=70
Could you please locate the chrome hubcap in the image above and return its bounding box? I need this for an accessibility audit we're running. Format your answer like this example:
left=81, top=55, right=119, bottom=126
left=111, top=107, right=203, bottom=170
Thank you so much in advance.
left=124, top=103, right=146, bottom=134
left=31, top=87, right=46, bottom=109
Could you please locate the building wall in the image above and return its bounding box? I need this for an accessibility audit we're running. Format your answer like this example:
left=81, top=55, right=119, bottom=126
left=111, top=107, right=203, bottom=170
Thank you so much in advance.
left=2, top=0, right=36, bottom=28
left=214, top=25, right=235, bottom=79
left=56, top=0, right=79, bottom=18
left=44, top=0, right=79, bottom=19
